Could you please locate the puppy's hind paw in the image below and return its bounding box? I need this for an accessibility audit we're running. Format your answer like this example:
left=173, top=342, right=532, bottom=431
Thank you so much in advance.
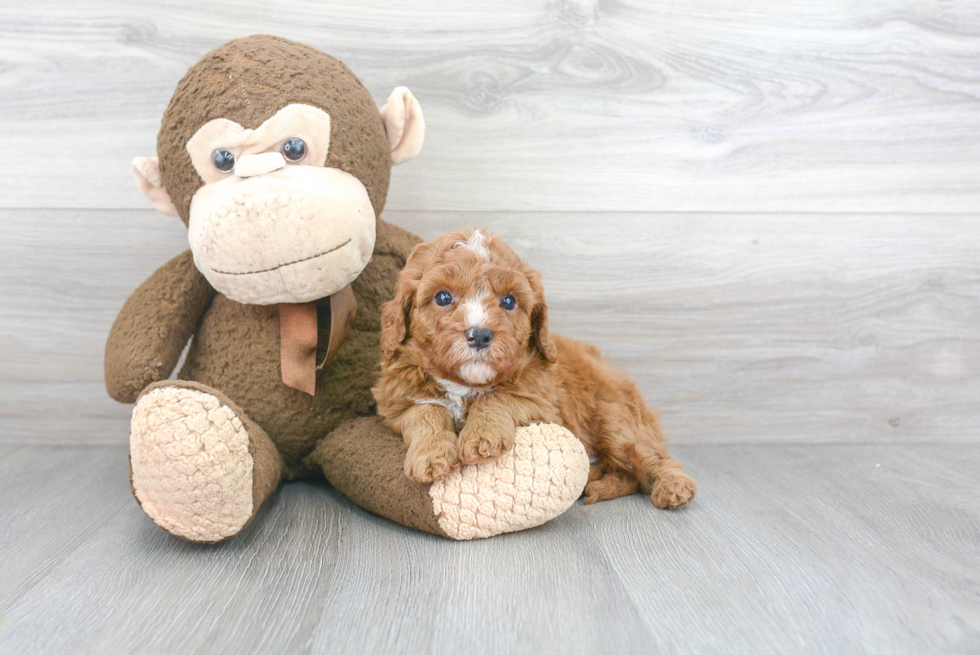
left=650, top=471, right=697, bottom=509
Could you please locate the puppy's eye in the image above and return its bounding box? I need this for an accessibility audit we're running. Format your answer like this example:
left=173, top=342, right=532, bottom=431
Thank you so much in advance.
left=435, top=291, right=454, bottom=307
left=280, top=138, right=307, bottom=163
left=212, top=150, right=236, bottom=173
left=500, top=294, right=517, bottom=311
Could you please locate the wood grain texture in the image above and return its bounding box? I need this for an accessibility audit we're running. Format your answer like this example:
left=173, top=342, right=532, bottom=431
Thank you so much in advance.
left=3, top=208, right=978, bottom=445
left=1, top=0, right=979, bottom=213
left=0, top=443, right=977, bottom=654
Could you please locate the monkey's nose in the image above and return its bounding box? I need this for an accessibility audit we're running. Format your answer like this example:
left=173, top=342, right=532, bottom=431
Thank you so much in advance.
left=235, top=152, right=286, bottom=178
left=465, top=327, right=494, bottom=350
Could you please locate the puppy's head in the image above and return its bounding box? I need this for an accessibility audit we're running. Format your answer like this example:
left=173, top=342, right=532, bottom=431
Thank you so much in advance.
left=381, top=229, right=557, bottom=386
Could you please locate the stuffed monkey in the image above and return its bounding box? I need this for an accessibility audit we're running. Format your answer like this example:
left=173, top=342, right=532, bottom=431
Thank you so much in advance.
left=108, top=35, right=589, bottom=543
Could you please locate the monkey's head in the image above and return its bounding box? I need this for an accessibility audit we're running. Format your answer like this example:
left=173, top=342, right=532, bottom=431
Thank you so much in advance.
left=132, top=35, right=424, bottom=305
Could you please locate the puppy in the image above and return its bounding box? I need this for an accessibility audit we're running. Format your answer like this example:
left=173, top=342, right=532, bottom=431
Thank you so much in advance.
left=373, top=229, right=697, bottom=509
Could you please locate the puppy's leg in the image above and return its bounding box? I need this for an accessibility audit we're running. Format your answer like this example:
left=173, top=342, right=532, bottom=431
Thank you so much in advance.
left=457, top=389, right=548, bottom=465
left=457, top=408, right=517, bottom=465
left=396, top=404, right=460, bottom=483
left=583, top=466, right=639, bottom=504
left=595, top=403, right=697, bottom=509
left=626, top=442, right=697, bottom=509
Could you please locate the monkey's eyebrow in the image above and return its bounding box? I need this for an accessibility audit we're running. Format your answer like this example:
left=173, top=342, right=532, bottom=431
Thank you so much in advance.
left=186, top=104, right=332, bottom=177
left=252, top=104, right=331, bottom=153
left=186, top=118, right=248, bottom=156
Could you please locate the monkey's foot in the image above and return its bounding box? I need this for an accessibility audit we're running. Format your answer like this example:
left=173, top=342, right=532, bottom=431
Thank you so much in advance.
left=129, top=381, right=281, bottom=543
left=315, top=419, right=590, bottom=540
left=429, top=423, right=590, bottom=540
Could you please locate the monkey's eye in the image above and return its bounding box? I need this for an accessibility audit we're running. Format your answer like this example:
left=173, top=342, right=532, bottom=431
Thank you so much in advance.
left=212, top=150, right=236, bottom=173
left=280, top=138, right=307, bottom=163
left=435, top=291, right=453, bottom=307
left=500, top=294, right=517, bottom=311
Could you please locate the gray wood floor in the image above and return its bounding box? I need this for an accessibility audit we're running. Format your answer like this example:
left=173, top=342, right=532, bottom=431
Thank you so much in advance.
left=1, top=443, right=977, bottom=654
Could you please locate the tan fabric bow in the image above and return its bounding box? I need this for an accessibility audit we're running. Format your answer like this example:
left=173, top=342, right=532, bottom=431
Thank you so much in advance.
left=278, top=284, right=357, bottom=395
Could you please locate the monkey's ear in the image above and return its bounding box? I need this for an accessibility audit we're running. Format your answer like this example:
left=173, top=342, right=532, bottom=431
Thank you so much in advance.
left=379, top=87, right=425, bottom=166
left=132, top=157, right=179, bottom=217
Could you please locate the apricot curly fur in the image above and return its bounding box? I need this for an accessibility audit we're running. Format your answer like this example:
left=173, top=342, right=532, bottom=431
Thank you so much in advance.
left=373, top=229, right=697, bottom=508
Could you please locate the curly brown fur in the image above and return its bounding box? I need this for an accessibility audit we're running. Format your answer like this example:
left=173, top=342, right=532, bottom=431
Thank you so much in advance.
left=373, top=229, right=697, bottom=508
left=157, top=34, right=391, bottom=224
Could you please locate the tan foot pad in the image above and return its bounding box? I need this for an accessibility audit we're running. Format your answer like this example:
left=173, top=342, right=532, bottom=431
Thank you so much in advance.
left=429, top=423, right=590, bottom=540
left=130, top=386, right=254, bottom=543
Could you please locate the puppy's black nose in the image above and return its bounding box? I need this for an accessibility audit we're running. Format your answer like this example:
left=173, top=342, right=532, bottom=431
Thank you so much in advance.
left=465, top=327, right=494, bottom=350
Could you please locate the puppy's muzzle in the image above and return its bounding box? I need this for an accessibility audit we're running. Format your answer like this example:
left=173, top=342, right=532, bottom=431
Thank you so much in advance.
left=465, top=327, right=494, bottom=350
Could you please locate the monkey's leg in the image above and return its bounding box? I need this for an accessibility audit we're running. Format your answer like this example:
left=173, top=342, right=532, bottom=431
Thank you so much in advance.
left=129, top=380, right=283, bottom=543
left=307, top=418, right=590, bottom=540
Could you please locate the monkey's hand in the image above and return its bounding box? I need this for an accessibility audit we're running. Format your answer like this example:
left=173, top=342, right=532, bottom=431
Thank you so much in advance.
left=105, top=249, right=215, bottom=403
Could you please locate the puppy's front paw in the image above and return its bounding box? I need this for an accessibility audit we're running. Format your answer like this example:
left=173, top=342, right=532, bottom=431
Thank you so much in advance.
left=457, top=421, right=515, bottom=465
left=405, top=435, right=459, bottom=483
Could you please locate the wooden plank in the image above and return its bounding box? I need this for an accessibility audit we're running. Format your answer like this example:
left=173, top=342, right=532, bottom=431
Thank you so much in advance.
left=3, top=208, right=979, bottom=445
left=589, top=443, right=980, bottom=654
left=0, top=445, right=132, bottom=613
left=0, top=208, right=187, bottom=444
left=0, top=444, right=976, bottom=653
left=0, top=446, right=651, bottom=654
left=1, top=1, right=979, bottom=213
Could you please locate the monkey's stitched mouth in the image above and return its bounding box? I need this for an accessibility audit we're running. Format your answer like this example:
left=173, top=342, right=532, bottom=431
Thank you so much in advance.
left=212, top=239, right=352, bottom=276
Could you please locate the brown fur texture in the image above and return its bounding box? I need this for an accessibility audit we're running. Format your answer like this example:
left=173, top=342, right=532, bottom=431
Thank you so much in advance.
left=105, top=250, right=215, bottom=402
left=108, top=219, right=419, bottom=472
left=107, top=36, right=452, bottom=539
left=373, top=229, right=697, bottom=508
left=307, top=416, right=449, bottom=537
left=111, top=36, right=590, bottom=541
left=157, top=34, right=391, bottom=224
left=106, top=35, right=410, bottom=470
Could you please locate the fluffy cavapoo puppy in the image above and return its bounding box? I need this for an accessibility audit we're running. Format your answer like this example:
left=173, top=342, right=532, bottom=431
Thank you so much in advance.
left=373, top=229, right=697, bottom=509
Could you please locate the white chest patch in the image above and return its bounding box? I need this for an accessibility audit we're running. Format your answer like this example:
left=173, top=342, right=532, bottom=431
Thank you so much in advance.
left=415, top=377, right=488, bottom=426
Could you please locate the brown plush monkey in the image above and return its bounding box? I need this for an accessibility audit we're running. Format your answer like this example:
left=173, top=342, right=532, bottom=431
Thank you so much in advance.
left=109, top=35, right=588, bottom=543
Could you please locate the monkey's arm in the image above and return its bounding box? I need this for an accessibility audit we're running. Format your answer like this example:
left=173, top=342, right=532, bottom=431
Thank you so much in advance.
left=105, top=249, right=215, bottom=403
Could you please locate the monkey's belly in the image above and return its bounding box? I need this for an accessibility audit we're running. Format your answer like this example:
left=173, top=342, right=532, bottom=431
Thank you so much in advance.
left=178, top=295, right=381, bottom=469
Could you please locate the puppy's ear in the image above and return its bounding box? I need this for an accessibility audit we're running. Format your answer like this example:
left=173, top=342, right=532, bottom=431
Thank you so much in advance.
left=525, top=267, right=558, bottom=363
left=380, top=240, right=436, bottom=366
left=380, top=295, right=411, bottom=366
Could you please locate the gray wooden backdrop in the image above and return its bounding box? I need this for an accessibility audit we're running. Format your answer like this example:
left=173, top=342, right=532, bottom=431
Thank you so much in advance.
left=2, top=0, right=978, bottom=446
